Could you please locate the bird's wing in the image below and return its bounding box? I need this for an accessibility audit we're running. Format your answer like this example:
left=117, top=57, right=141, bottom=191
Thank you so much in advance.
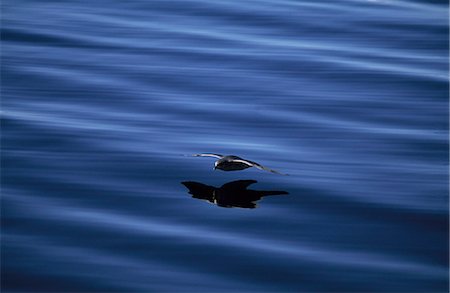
left=192, top=153, right=224, bottom=159
left=232, top=159, right=287, bottom=175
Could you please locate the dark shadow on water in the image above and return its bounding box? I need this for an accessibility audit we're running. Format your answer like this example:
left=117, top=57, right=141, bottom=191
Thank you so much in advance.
left=181, top=180, right=288, bottom=209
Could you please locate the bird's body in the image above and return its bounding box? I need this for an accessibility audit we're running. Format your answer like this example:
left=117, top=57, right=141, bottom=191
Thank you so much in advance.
left=193, top=153, right=286, bottom=175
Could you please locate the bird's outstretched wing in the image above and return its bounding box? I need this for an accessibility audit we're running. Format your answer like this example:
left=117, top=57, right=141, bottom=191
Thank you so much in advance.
left=192, top=153, right=224, bottom=159
left=232, top=159, right=287, bottom=175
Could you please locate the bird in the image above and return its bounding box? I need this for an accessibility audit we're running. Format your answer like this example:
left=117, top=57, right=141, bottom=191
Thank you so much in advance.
left=192, top=153, right=287, bottom=175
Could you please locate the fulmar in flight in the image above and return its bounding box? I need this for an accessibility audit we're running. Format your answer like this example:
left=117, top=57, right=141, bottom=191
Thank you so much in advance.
left=193, top=153, right=287, bottom=175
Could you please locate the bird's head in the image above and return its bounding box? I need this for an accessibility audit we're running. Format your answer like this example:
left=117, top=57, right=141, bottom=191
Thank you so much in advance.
left=214, top=161, right=219, bottom=170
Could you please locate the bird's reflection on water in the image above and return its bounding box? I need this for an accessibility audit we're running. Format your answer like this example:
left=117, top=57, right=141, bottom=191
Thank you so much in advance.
left=181, top=180, right=288, bottom=209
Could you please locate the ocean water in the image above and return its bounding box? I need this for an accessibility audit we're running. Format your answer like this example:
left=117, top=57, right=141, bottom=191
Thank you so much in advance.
left=1, top=0, right=448, bottom=292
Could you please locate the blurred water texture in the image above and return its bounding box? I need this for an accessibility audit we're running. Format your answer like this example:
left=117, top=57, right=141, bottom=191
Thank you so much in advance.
left=1, top=0, right=449, bottom=292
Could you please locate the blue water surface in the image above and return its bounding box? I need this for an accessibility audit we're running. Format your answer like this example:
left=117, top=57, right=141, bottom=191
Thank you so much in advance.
left=2, top=0, right=449, bottom=292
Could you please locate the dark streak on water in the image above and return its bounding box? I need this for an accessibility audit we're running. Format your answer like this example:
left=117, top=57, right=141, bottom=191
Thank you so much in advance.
left=1, top=0, right=449, bottom=292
